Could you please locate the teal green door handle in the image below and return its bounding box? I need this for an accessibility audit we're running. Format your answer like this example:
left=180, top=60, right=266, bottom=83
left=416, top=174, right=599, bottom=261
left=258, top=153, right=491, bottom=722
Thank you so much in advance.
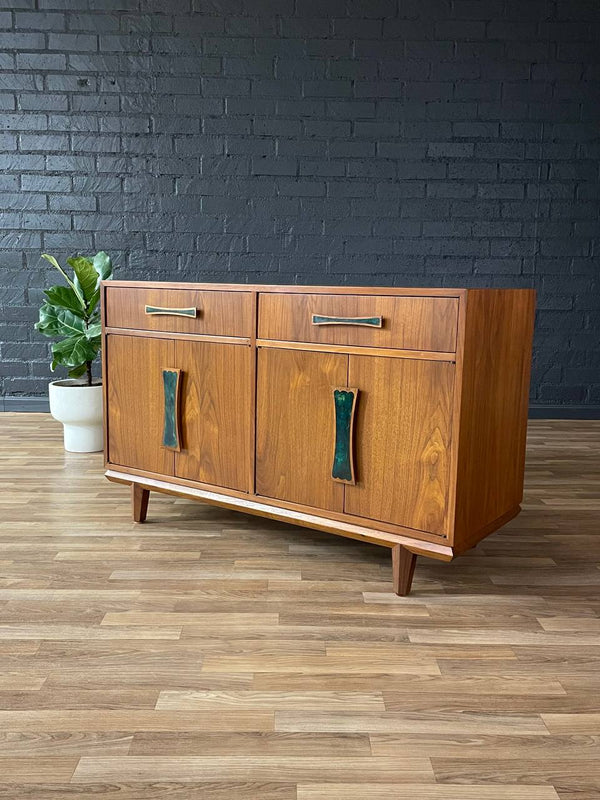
left=332, top=387, right=358, bottom=484
left=162, top=368, right=182, bottom=451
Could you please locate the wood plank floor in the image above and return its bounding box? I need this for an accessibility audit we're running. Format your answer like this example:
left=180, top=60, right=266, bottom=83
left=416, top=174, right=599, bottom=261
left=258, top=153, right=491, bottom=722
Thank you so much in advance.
left=0, top=413, right=599, bottom=799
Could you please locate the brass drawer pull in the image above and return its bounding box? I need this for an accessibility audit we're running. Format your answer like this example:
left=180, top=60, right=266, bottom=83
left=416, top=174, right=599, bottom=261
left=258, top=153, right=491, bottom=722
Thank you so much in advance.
left=145, top=305, right=197, bottom=318
left=312, top=314, right=382, bottom=328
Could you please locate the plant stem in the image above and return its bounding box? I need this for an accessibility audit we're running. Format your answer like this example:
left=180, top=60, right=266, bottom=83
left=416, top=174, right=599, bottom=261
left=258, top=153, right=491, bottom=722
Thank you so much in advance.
left=86, top=361, right=92, bottom=386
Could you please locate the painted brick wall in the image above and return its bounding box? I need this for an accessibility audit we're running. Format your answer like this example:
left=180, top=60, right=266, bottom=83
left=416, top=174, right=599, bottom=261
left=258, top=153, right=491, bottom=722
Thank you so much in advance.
left=0, top=0, right=599, bottom=408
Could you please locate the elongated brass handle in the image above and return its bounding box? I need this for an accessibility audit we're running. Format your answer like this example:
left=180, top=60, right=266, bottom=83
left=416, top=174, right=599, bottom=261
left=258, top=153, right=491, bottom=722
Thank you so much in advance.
left=146, top=305, right=197, bottom=318
left=162, top=369, right=182, bottom=451
left=312, top=314, right=382, bottom=328
left=332, top=387, right=358, bottom=484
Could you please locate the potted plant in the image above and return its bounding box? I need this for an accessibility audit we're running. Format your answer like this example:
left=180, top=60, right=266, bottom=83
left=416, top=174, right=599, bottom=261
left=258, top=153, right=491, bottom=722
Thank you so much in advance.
left=35, top=251, right=113, bottom=453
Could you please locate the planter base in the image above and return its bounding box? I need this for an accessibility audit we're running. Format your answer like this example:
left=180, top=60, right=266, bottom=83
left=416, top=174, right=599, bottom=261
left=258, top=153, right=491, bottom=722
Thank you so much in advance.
left=49, top=380, right=103, bottom=454
left=63, top=422, right=103, bottom=453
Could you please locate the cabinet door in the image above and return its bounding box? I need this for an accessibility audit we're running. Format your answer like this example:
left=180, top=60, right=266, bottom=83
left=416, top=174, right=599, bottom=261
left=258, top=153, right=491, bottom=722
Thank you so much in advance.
left=256, top=348, right=347, bottom=512
left=345, top=356, right=454, bottom=536
left=175, top=341, right=252, bottom=493
left=106, top=334, right=174, bottom=475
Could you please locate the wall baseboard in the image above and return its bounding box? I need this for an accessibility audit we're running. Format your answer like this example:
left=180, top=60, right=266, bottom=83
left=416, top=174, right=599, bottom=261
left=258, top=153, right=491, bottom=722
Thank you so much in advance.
left=1, top=396, right=51, bottom=412
left=1, top=397, right=600, bottom=419
left=528, top=404, right=600, bottom=420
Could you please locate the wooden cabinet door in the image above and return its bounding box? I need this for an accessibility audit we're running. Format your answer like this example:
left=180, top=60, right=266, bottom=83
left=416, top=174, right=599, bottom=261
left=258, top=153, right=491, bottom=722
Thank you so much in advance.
left=175, top=341, right=252, bottom=493
left=345, top=356, right=454, bottom=536
left=106, top=334, right=174, bottom=475
left=256, top=348, right=347, bottom=512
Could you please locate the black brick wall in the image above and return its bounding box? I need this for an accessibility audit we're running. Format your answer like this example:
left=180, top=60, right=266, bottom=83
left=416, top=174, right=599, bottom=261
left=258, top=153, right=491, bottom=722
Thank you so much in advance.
left=0, top=0, right=599, bottom=409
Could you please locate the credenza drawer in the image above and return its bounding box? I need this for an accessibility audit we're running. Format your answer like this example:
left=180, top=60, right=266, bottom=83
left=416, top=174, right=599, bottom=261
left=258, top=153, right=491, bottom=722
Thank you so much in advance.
left=105, top=287, right=253, bottom=338
left=258, top=293, right=459, bottom=352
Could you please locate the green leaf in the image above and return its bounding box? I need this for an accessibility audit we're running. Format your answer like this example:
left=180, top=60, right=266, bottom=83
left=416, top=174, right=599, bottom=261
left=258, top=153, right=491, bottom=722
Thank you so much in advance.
left=41, top=253, right=63, bottom=273
left=35, top=304, right=58, bottom=338
left=85, top=322, right=102, bottom=339
left=41, top=253, right=86, bottom=308
left=66, top=256, right=98, bottom=306
left=93, top=251, right=112, bottom=281
left=35, top=304, right=86, bottom=339
left=51, top=333, right=98, bottom=368
left=86, top=253, right=113, bottom=315
left=36, top=303, right=66, bottom=337
left=38, top=251, right=111, bottom=375
left=87, top=288, right=101, bottom=316
left=67, top=363, right=88, bottom=379
left=44, top=285, right=86, bottom=315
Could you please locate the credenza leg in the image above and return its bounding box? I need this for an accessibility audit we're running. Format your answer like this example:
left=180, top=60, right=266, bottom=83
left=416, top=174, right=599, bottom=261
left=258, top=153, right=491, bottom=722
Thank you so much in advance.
left=392, top=545, right=417, bottom=596
left=132, top=484, right=150, bottom=523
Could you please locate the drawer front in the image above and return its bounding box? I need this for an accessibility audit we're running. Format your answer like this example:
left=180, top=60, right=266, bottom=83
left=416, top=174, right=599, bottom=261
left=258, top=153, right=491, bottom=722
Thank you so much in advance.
left=105, top=287, right=253, bottom=338
left=258, top=293, right=458, bottom=352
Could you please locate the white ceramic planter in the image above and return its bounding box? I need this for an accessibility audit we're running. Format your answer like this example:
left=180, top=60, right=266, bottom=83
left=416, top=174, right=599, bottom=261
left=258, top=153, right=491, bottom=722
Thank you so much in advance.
left=48, top=380, right=103, bottom=453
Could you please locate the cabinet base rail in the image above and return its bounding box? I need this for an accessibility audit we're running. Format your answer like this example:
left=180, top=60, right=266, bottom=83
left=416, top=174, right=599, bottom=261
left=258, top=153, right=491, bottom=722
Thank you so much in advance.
left=106, top=470, right=463, bottom=596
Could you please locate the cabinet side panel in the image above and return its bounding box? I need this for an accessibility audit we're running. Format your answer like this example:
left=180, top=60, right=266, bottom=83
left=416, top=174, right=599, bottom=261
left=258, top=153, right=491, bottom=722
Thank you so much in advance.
left=101, top=283, right=109, bottom=464
left=454, top=290, right=535, bottom=551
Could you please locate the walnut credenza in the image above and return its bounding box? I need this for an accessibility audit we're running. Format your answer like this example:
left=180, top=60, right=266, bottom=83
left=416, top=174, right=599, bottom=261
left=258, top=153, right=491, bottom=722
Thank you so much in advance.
left=101, top=282, right=535, bottom=596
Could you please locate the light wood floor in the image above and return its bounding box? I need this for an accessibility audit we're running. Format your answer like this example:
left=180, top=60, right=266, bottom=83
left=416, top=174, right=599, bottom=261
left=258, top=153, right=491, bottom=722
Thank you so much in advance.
left=0, top=414, right=599, bottom=799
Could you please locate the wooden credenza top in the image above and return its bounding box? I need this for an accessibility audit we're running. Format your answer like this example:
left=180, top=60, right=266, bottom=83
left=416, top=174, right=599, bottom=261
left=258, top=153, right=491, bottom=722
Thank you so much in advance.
left=106, top=280, right=531, bottom=297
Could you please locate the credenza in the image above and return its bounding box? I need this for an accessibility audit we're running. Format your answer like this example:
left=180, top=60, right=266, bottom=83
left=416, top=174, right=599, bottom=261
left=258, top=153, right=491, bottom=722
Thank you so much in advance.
left=101, top=282, right=535, bottom=596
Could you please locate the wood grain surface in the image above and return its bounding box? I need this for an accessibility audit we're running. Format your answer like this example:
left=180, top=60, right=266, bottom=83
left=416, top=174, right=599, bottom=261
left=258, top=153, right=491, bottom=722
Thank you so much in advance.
left=258, top=293, right=459, bottom=352
left=345, top=355, right=454, bottom=536
left=453, top=289, right=536, bottom=551
left=0, top=413, right=598, bottom=799
left=174, top=340, right=252, bottom=493
left=106, top=334, right=174, bottom=476
left=256, top=348, right=347, bottom=512
left=105, top=287, right=253, bottom=337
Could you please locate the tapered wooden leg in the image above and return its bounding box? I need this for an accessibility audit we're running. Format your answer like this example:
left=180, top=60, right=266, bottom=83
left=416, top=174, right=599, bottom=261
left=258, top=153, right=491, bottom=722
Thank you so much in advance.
left=392, top=545, right=417, bottom=596
left=132, top=483, right=149, bottom=523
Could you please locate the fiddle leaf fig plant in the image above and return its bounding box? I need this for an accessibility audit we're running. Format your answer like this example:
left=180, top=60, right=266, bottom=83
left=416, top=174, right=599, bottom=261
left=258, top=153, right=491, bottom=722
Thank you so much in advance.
left=35, top=251, right=113, bottom=385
